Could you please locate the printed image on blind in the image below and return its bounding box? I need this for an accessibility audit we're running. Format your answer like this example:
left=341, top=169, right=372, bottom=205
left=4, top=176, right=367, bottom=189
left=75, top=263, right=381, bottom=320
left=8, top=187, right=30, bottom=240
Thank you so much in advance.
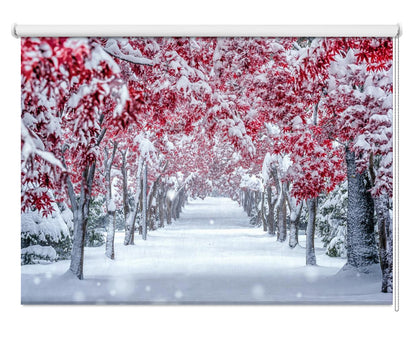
left=20, top=36, right=394, bottom=304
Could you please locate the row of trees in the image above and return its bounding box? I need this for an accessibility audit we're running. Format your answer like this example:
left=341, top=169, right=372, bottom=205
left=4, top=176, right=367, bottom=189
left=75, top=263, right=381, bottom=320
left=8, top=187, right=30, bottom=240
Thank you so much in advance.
left=21, top=36, right=393, bottom=292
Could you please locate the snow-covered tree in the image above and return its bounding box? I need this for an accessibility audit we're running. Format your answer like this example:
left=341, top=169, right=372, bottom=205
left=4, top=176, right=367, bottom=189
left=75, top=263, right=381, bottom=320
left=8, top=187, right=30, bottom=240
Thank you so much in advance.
left=320, top=38, right=393, bottom=290
left=21, top=37, right=130, bottom=279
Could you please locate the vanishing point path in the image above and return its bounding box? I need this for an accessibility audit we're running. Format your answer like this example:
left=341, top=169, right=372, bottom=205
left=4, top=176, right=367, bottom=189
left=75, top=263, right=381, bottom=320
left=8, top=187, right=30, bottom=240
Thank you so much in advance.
left=21, top=197, right=389, bottom=304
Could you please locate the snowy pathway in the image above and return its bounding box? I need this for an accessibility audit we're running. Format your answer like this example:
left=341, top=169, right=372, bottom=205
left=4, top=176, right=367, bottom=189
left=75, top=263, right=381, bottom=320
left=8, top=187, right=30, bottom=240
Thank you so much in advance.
left=21, top=197, right=392, bottom=304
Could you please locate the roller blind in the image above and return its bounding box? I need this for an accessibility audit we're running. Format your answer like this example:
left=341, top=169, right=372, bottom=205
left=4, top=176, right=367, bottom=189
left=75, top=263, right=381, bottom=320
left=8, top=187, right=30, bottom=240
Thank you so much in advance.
left=18, top=25, right=399, bottom=310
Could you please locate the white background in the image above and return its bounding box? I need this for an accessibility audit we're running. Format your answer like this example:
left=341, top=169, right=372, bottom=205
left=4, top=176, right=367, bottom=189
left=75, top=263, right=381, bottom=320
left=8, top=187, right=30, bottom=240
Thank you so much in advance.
left=0, top=1, right=413, bottom=335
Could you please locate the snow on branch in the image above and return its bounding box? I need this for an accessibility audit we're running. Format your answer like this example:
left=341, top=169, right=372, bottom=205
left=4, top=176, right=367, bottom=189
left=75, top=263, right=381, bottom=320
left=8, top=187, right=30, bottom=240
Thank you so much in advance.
left=103, top=39, right=153, bottom=66
left=240, top=174, right=263, bottom=192
left=21, top=122, right=64, bottom=170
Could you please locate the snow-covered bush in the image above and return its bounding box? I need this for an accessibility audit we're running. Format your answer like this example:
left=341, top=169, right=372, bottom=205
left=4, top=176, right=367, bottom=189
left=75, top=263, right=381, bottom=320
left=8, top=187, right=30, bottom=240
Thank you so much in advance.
left=326, top=225, right=347, bottom=258
left=58, top=202, right=74, bottom=233
left=115, top=209, right=126, bottom=231
left=316, top=181, right=348, bottom=257
left=21, top=245, right=57, bottom=264
left=85, top=228, right=106, bottom=247
left=84, top=197, right=125, bottom=247
left=21, top=203, right=72, bottom=264
left=85, top=197, right=106, bottom=247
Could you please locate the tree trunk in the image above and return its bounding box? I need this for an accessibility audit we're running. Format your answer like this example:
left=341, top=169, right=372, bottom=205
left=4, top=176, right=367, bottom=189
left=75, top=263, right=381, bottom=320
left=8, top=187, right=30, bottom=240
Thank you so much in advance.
left=368, top=154, right=393, bottom=292
left=247, top=191, right=252, bottom=217
left=120, top=150, right=131, bottom=244
left=68, top=164, right=95, bottom=280
left=166, top=197, right=172, bottom=225
left=261, top=192, right=267, bottom=232
left=345, top=147, right=378, bottom=269
left=63, top=125, right=105, bottom=280
left=289, top=200, right=303, bottom=248
left=69, top=208, right=87, bottom=279
left=306, top=197, right=317, bottom=265
left=172, top=190, right=183, bottom=221
left=124, top=212, right=135, bottom=245
left=178, top=189, right=186, bottom=215
left=146, top=162, right=167, bottom=230
left=277, top=198, right=287, bottom=242
left=374, top=193, right=393, bottom=293
left=266, top=186, right=275, bottom=235
left=172, top=196, right=178, bottom=221
left=147, top=181, right=157, bottom=231
left=105, top=211, right=116, bottom=259
left=254, top=191, right=261, bottom=227
left=270, top=166, right=286, bottom=240
left=304, top=102, right=319, bottom=265
left=142, top=162, right=148, bottom=240
left=243, top=190, right=249, bottom=215
left=104, top=143, right=117, bottom=259
left=124, top=158, right=144, bottom=245
left=158, top=185, right=166, bottom=228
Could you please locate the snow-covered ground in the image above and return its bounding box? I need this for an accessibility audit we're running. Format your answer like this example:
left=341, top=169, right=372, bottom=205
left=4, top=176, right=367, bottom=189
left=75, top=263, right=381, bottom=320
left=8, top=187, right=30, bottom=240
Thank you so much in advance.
left=21, top=197, right=392, bottom=304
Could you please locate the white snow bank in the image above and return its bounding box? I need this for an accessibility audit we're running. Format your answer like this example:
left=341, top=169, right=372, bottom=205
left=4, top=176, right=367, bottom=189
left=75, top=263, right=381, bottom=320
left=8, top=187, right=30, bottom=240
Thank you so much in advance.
left=21, top=197, right=391, bottom=304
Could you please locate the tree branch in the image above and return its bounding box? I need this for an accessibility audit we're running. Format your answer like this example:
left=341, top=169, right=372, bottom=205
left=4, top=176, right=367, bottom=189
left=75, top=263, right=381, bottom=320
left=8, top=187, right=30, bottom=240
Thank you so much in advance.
left=103, top=46, right=154, bottom=66
left=96, top=127, right=107, bottom=147
left=60, top=149, right=77, bottom=210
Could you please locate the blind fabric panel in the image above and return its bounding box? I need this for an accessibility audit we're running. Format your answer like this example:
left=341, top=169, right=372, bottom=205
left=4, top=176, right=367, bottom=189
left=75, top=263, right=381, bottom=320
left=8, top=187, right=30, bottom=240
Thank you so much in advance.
left=19, top=27, right=398, bottom=308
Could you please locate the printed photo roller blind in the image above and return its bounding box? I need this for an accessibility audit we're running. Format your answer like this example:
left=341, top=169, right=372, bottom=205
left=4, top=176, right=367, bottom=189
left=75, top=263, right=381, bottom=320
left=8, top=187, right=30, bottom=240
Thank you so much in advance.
left=17, top=25, right=399, bottom=309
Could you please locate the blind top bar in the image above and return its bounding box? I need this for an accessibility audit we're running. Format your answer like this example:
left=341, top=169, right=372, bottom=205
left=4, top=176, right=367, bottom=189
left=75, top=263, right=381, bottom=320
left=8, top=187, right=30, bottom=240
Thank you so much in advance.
left=13, top=24, right=400, bottom=38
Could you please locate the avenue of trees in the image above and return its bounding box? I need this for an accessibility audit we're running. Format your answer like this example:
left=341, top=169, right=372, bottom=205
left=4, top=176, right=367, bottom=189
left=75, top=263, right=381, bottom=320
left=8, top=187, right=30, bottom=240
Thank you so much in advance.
left=21, top=36, right=393, bottom=292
